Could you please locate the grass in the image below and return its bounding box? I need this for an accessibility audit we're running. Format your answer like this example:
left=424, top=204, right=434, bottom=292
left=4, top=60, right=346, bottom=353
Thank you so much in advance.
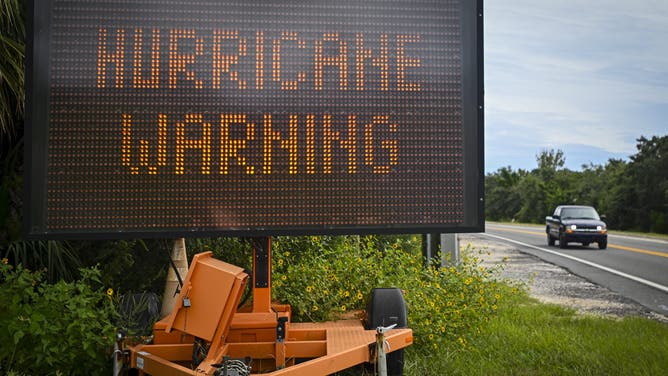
left=403, top=287, right=668, bottom=376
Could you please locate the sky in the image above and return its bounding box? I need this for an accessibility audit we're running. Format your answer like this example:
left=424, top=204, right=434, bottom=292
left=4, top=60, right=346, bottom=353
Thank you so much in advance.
left=484, top=0, right=668, bottom=173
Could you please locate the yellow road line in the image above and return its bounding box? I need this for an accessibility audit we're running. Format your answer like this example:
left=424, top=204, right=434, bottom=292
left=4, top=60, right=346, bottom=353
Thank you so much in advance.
left=608, top=244, right=668, bottom=258
left=487, top=226, right=668, bottom=259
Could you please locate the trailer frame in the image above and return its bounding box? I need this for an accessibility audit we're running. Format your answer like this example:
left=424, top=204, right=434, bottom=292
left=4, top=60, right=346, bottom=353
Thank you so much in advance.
left=123, top=238, right=413, bottom=375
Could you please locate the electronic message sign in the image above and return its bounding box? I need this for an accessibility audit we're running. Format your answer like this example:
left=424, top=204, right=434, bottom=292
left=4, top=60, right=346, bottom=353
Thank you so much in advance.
left=25, top=0, right=484, bottom=239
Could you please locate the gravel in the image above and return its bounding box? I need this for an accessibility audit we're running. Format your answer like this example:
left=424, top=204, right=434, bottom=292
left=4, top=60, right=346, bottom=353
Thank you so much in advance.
left=459, top=233, right=668, bottom=323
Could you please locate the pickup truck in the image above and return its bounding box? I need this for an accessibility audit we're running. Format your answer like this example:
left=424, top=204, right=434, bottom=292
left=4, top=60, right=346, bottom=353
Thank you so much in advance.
left=546, top=205, right=607, bottom=249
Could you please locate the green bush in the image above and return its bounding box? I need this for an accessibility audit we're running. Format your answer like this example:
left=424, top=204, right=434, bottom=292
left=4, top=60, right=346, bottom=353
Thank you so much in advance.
left=0, top=259, right=117, bottom=375
left=271, top=235, right=509, bottom=352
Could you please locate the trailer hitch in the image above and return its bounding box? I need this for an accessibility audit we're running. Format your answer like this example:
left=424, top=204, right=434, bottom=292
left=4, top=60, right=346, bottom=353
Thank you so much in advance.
left=375, top=324, right=397, bottom=376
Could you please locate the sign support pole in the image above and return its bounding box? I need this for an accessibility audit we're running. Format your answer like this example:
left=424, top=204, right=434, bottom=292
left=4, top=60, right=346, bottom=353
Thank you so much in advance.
left=161, top=238, right=188, bottom=317
left=441, top=233, right=460, bottom=266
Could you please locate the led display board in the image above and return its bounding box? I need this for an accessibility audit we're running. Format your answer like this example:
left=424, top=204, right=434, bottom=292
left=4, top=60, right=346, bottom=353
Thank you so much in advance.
left=25, top=0, right=484, bottom=239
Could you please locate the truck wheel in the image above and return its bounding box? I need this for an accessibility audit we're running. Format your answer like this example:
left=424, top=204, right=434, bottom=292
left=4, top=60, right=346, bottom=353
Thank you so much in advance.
left=365, top=288, right=407, bottom=376
left=547, top=234, right=555, bottom=246
left=598, top=240, right=607, bottom=250
left=559, top=234, right=568, bottom=249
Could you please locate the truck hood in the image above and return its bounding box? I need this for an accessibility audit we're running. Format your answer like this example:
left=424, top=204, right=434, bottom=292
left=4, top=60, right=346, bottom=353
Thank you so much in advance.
left=561, top=218, right=606, bottom=227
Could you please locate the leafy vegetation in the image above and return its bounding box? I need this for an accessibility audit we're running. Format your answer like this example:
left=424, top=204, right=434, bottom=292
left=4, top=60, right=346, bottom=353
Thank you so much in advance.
left=486, top=136, right=668, bottom=234
left=0, top=260, right=117, bottom=375
left=271, top=236, right=508, bottom=352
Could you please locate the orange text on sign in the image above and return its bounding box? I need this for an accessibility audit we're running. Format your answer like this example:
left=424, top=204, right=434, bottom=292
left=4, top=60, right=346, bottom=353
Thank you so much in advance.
left=97, top=28, right=421, bottom=91
left=121, top=113, right=398, bottom=175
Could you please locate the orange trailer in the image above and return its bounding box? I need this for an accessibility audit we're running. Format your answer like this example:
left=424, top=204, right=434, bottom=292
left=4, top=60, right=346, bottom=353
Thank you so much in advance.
left=118, top=238, right=413, bottom=375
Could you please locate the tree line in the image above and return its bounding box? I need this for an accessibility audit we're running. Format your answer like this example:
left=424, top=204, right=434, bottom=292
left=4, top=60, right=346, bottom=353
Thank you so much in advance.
left=485, top=136, right=668, bottom=234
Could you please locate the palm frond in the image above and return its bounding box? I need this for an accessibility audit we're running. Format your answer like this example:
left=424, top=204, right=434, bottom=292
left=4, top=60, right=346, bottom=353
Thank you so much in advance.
left=0, top=0, right=25, bottom=138
left=3, top=240, right=82, bottom=282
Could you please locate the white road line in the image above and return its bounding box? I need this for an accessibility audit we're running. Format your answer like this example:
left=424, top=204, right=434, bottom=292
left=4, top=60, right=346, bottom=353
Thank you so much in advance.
left=482, top=232, right=668, bottom=294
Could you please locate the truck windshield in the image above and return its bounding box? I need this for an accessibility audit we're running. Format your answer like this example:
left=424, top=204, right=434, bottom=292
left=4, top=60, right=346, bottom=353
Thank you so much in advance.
left=561, top=207, right=600, bottom=220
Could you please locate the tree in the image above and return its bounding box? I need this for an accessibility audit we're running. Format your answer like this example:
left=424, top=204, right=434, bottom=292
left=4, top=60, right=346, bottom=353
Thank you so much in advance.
left=514, top=174, right=546, bottom=223
left=483, top=139, right=667, bottom=234
left=485, top=167, right=523, bottom=221
left=536, top=149, right=565, bottom=181
left=626, top=136, right=668, bottom=233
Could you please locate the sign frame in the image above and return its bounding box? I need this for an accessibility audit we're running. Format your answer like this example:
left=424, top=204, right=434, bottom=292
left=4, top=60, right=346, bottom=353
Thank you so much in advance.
left=25, top=0, right=484, bottom=239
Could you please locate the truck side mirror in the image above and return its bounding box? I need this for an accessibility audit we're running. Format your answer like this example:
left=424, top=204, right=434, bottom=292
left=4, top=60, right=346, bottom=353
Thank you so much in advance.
left=552, top=214, right=560, bottom=220
left=600, top=214, right=607, bottom=222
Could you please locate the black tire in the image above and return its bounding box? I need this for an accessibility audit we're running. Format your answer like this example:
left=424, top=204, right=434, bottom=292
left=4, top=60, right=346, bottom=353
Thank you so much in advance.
left=598, top=239, right=607, bottom=250
left=559, top=233, right=568, bottom=249
left=365, top=288, right=407, bottom=376
left=547, top=234, right=555, bottom=246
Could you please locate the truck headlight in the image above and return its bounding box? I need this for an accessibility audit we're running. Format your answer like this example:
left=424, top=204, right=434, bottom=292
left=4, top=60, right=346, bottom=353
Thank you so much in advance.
left=570, top=225, right=577, bottom=230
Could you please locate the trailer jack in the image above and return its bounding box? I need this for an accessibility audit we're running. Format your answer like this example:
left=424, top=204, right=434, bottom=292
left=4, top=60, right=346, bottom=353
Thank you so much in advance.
left=122, top=238, right=412, bottom=375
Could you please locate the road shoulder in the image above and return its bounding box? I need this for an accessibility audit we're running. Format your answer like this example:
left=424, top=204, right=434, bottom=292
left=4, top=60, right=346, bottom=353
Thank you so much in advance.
left=461, top=234, right=668, bottom=323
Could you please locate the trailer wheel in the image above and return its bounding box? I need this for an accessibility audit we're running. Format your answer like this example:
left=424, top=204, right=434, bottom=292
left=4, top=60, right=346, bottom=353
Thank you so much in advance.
left=365, top=288, right=407, bottom=376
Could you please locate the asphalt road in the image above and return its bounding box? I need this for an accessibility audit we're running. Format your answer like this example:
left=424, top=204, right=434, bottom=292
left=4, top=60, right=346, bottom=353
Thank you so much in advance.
left=483, top=222, right=668, bottom=316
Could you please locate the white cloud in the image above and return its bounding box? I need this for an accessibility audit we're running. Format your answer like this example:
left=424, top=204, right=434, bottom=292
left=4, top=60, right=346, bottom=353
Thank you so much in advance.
left=484, top=0, right=668, bottom=167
